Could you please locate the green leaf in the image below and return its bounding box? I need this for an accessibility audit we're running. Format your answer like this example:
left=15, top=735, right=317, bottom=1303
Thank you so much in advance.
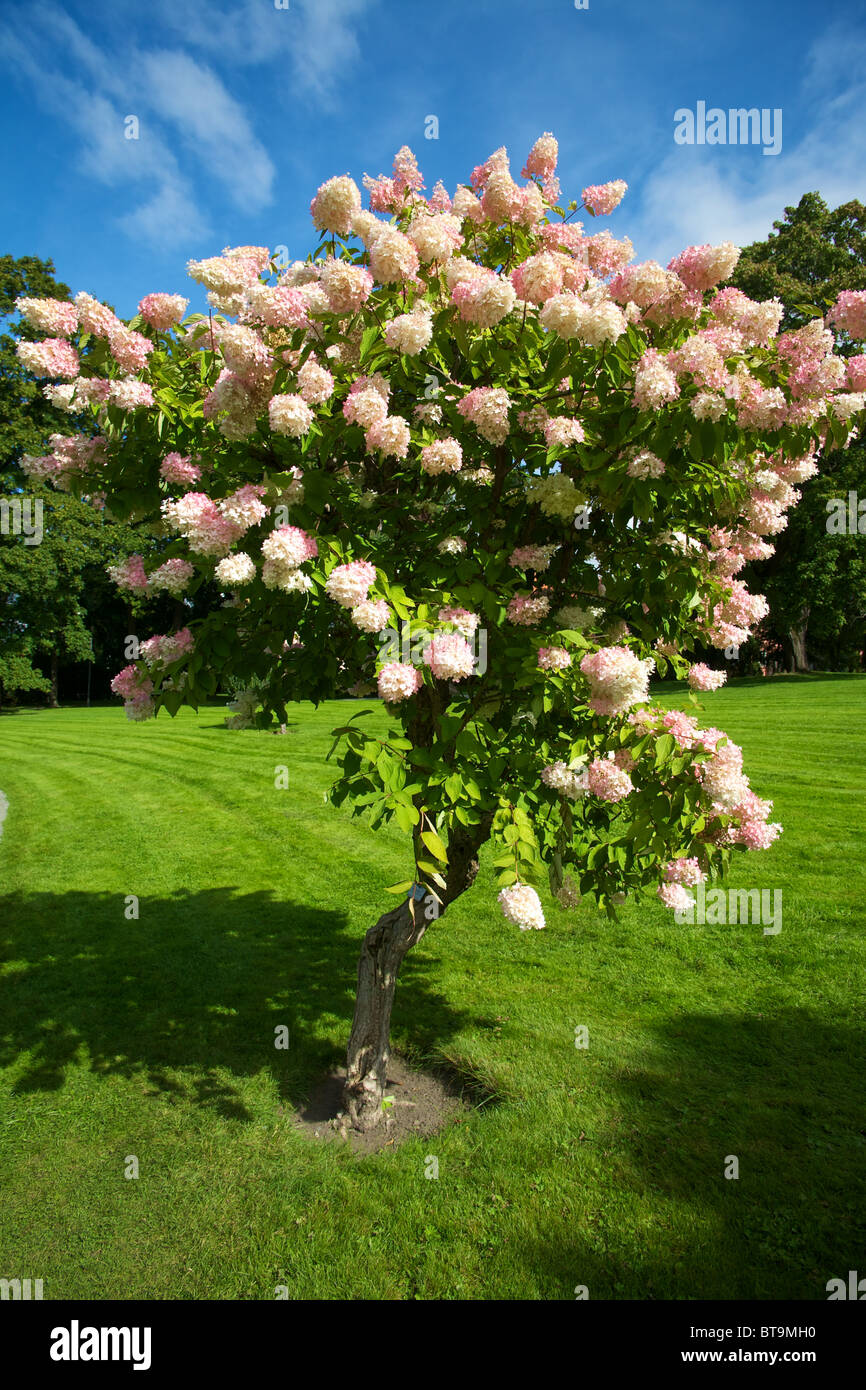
left=395, top=803, right=420, bottom=833
left=385, top=880, right=414, bottom=894
left=445, top=773, right=463, bottom=802
left=654, top=732, right=676, bottom=764
left=420, top=829, right=448, bottom=862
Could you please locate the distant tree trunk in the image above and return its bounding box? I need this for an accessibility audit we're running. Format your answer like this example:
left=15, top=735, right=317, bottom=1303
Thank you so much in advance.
left=344, top=816, right=492, bottom=1131
left=787, top=606, right=810, bottom=672
left=49, top=653, right=60, bottom=708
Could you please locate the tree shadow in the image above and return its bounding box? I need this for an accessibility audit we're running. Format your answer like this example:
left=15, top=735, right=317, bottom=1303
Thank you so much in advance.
left=0, top=887, right=480, bottom=1123
left=721, top=673, right=863, bottom=688
left=514, top=1008, right=866, bottom=1299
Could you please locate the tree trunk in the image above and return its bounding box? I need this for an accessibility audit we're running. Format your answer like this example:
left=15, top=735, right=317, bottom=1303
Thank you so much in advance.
left=344, top=897, right=428, bottom=1131
left=49, top=653, right=59, bottom=708
left=788, top=606, right=810, bottom=672
left=344, top=814, right=493, bottom=1131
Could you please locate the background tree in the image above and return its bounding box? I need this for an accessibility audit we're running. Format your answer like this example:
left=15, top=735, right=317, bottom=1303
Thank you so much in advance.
left=0, top=255, right=196, bottom=706
left=727, top=195, right=866, bottom=670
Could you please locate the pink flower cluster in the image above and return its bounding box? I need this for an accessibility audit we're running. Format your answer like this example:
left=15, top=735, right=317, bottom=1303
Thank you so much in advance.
left=377, top=661, right=423, bottom=704
left=687, top=664, right=727, bottom=692
left=325, top=559, right=377, bottom=609
left=160, top=453, right=202, bottom=487
left=107, top=554, right=149, bottom=593
left=161, top=493, right=245, bottom=559
left=16, top=297, right=79, bottom=336
left=138, top=293, right=189, bottom=330
left=139, top=628, right=195, bottom=667
left=21, top=433, right=105, bottom=487
left=657, top=882, right=694, bottom=912
left=110, top=665, right=155, bottom=722
left=438, top=607, right=478, bottom=637
left=365, top=414, right=411, bottom=459
left=706, top=580, right=769, bottom=650
left=507, top=594, right=550, bottom=626
left=667, top=243, right=740, bottom=293
left=422, top=632, right=476, bottom=681
left=522, top=132, right=558, bottom=183
left=509, top=544, right=558, bottom=571
left=827, top=290, right=866, bottom=341
left=451, top=269, right=516, bottom=328
left=457, top=386, right=511, bottom=444
left=633, top=349, right=680, bottom=412
left=586, top=756, right=633, bottom=802
left=664, top=857, right=706, bottom=886
left=537, top=646, right=571, bottom=672
left=582, top=181, right=628, bottom=216
left=109, top=326, right=153, bottom=375
left=16, top=338, right=80, bottom=379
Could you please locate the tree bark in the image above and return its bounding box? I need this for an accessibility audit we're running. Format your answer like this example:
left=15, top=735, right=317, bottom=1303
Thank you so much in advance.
left=344, top=814, right=492, bottom=1131
left=49, top=652, right=59, bottom=708
left=344, top=897, right=427, bottom=1131
left=788, top=606, right=810, bottom=672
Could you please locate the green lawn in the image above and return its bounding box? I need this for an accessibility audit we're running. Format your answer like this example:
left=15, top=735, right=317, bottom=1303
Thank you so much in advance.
left=0, top=675, right=864, bottom=1300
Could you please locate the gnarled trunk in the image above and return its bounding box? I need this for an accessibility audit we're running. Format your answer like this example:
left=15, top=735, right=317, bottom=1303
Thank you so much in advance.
left=344, top=814, right=492, bottom=1131
left=344, top=897, right=428, bottom=1130
left=786, top=606, right=810, bottom=672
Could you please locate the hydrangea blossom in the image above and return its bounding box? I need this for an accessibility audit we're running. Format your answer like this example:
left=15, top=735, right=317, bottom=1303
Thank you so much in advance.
left=498, top=883, right=545, bottom=931
left=326, top=560, right=377, bottom=608
left=688, top=663, right=727, bottom=692
left=377, top=661, right=423, bottom=703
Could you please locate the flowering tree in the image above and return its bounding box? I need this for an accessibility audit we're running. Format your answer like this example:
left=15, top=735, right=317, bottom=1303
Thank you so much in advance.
left=17, top=136, right=866, bottom=1129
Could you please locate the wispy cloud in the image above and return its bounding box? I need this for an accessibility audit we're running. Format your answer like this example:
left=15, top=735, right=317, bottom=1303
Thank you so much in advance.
left=137, top=50, right=275, bottom=210
left=630, top=24, right=866, bottom=262
left=152, top=0, right=378, bottom=101
left=0, top=1, right=287, bottom=249
left=0, top=20, right=208, bottom=250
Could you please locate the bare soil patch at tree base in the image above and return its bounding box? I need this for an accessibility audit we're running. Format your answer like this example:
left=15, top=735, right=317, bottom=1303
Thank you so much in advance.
left=290, top=1055, right=471, bottom=1155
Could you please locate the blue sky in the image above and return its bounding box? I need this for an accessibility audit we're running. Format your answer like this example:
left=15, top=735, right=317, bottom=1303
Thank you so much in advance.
left=1, top=0, right=864, bottom=317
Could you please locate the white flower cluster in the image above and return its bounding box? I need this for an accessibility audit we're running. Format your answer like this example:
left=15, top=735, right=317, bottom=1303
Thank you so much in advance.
left=215, top=552, right=256, bottom=587
left=498, top=883, right=546, bottom=931
left=542, top=761, right=588, bottom=799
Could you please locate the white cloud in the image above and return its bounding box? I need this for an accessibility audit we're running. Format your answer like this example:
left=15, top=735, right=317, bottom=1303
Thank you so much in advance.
left=137, top=50, right=275, bottom=210
left=630, top=30, right=866, bottom=263
left=0, top=2, right=282, bottom=249
left=0, top=20, right=209, bottom=249
left=150, top=0, right=376, bottom=99
left=119, top=181, right=208, bottom=251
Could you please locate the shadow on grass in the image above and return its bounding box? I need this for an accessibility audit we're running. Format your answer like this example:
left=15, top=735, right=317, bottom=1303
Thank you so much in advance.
left=0, top=887, right=482, bottom=1122
left=517, top=1008, right=866, bottom=1299
left=653, top=673, right=865, bottom=694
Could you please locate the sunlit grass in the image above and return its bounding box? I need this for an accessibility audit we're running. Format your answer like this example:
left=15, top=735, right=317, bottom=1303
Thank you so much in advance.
left=0, top=674, right=863, bottom=1299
